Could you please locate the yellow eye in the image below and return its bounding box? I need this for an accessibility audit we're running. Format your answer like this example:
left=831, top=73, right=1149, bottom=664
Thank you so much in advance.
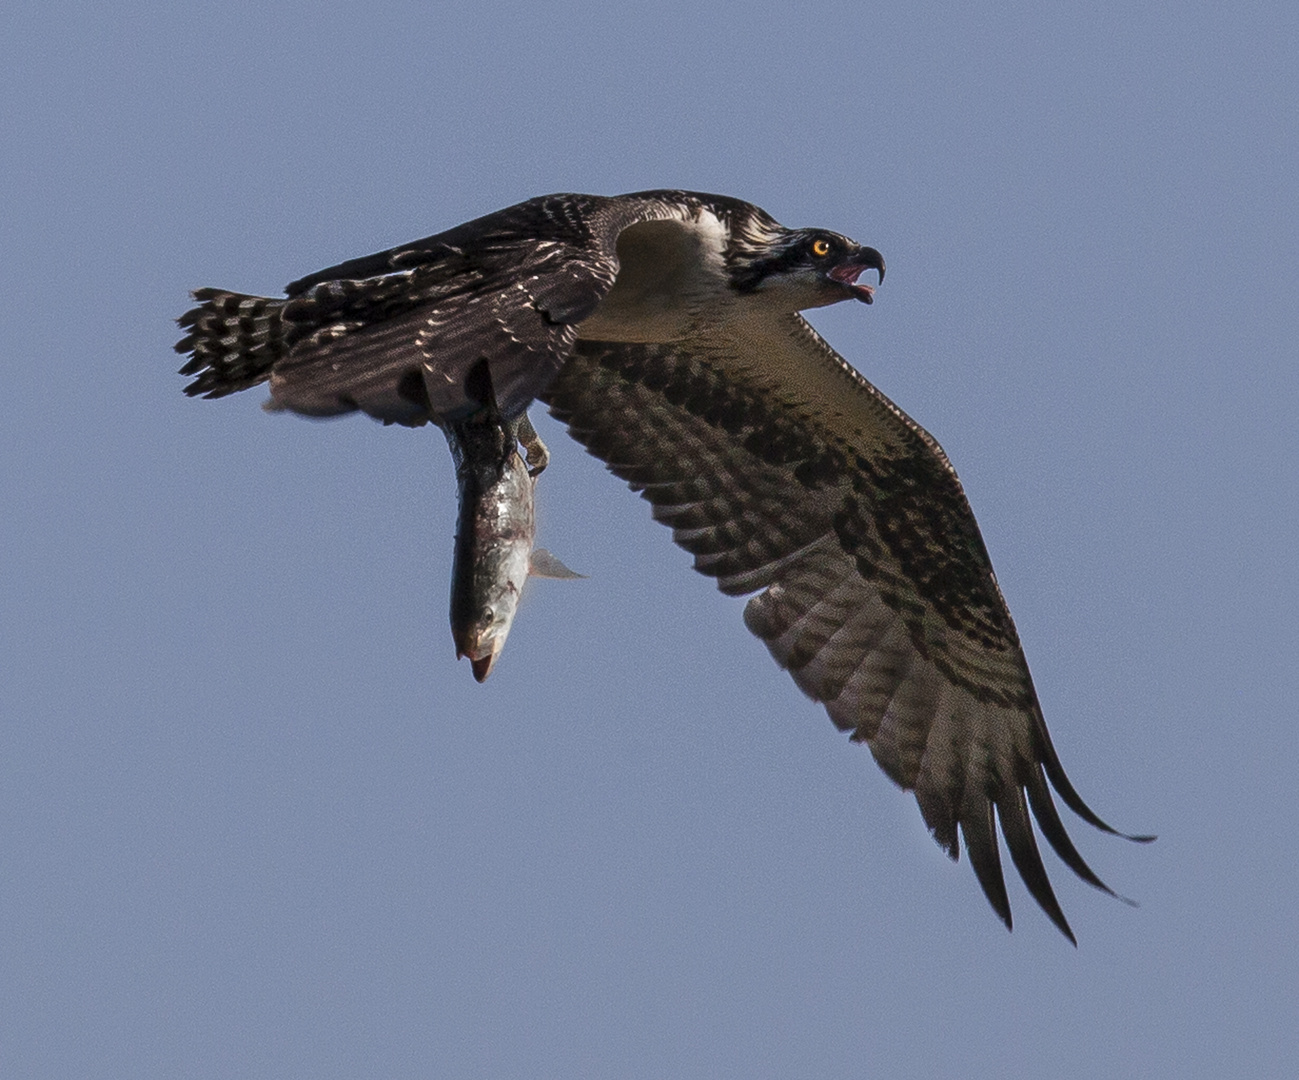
left=811, top=238, right=832, bottom=257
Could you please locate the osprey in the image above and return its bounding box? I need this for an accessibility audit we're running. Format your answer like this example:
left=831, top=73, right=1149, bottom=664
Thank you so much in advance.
left=176, top=189, right=1148, bottom=941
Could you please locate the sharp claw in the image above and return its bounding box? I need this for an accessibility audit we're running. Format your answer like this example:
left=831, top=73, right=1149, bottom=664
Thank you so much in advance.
left=514, top=412, right=549, bottom=476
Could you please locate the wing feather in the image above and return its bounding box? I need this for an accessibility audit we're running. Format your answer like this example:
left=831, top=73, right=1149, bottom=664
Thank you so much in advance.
left=176, top=189, right=1148, bottom=936
left=544, top=323, right=1142, bottom=937
left=177, top=192, right=683, bottom=422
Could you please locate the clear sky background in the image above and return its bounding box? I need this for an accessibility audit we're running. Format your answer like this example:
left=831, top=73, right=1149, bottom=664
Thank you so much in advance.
left=2, top=2, right=1296, bottom=1077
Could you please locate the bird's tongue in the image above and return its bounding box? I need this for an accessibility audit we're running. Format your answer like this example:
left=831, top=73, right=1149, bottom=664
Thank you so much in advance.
left=829, top=263, right=875, bottom=304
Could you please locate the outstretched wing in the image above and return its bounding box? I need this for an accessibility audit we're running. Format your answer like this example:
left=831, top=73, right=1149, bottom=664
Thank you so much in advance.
left=543, top=314, right=1144, bottom=941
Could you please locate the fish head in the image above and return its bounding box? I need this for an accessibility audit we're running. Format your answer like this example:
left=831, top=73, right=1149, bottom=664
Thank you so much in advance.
left=454, top=577, right=524, bottom=683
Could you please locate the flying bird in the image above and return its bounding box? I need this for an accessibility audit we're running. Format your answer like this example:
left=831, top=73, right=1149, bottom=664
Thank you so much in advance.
left=175, top=189, right=1148, bottom=942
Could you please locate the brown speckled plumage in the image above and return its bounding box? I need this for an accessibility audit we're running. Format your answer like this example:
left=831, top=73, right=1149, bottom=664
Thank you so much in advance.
left=177, top=190, right=1147, bottom=941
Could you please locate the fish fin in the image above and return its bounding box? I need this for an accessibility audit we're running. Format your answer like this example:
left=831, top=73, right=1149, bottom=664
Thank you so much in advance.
left=529, top=549, right=585, bottom=579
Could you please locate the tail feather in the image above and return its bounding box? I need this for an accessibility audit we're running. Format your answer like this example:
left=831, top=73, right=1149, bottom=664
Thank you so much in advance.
left=175, top=273, right=431, bottom=401
left=175, top=288, right=296, bottom=398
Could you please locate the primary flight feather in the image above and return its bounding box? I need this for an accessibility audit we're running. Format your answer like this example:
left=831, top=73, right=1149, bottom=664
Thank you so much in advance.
left=176, top=189, right=1148, bottom=941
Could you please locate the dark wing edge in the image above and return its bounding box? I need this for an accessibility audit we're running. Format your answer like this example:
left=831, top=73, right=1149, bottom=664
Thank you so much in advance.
left=173, top=193, right=666, bottom=422
left=543, top=330, right=1150, bottom=942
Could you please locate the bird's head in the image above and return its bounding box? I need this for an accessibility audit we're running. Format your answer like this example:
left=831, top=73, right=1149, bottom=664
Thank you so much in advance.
left=728, top=227, right=885, bottom=311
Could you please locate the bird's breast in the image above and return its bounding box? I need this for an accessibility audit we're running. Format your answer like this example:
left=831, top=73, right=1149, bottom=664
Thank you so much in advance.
left=575, top=215, right=734, bottom=343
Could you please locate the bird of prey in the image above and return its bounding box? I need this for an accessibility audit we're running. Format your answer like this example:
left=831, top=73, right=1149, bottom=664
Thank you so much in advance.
left=176, top=189, right=1147, bottom=942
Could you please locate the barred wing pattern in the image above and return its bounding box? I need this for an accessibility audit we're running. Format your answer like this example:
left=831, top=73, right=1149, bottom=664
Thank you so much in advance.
left=544, top=319, right=1139, bottom=942
left=177, top=194, right=643, bottom=423
left=176, top=189, right=1145, bottom=939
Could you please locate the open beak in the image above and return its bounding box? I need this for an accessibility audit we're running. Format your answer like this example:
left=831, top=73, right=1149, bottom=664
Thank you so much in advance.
left=828, top=245, right=886, bottom=304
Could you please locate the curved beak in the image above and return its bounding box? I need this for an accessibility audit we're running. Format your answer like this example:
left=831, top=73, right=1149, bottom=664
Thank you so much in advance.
left=827, top=245, right=886, bottom=304
left=855, top=245, right=886, bottom=285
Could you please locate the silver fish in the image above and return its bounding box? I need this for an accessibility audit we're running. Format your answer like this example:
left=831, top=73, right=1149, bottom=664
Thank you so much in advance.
left=445, top=403, right=579, bottom=682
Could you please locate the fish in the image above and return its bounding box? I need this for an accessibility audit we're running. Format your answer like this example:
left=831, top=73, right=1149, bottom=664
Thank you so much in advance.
left=444, top=381, right=579, bottom=683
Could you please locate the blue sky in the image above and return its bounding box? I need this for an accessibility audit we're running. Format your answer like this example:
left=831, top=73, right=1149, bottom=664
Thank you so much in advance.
left=3, top=2, right=1296, bottom=1076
